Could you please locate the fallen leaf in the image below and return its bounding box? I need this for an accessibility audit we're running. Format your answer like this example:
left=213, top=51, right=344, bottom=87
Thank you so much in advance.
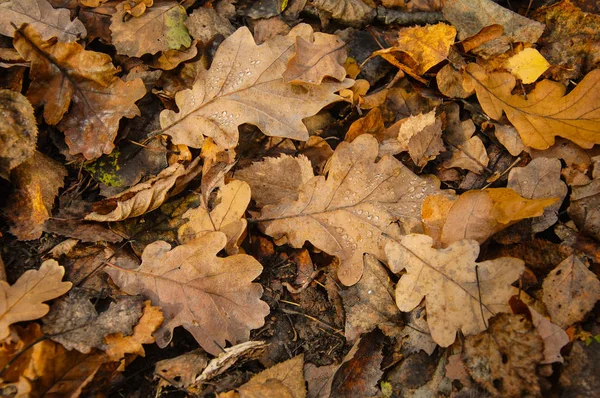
left=489, top=122, right=525, bottom=156
left=104, top=301, right=164, bottom=361
left=159, top=24, right=352, bottom=150
left=505, top=48, right=550, bottom=84
left=542, top=255, right=600, bottom=328
left=85, top=158, right=201, bottom=222
left=0, top=260, right=72, bottom=340
left=255, top=134, right=445, bottom=286
left=443, top=136, right=489, bottom=174
left=529, top=305, right=569, bottom=364
left=110, top=1, right=192, bottom=57
left=386, top=234, right=524, bottom=347
left=253, top=16, right=292, bottom=44
left=41, top=288, right=145, bottom=353
left=105, top=232, right=270, bottom=355
left=236, top=154, right=315, bottom=207
left=154, top=349, right=208, bottom=391
left=400, top=304, right=437, bottom=356
left=197, top=340, right=268, bottom=383
left=457, top=24, right=504, bottom=53
left=283, top=31, right=347, bottom=84
left=236, top=355, right=306, bottom=398
left=305, top=363, right=336, bottom=398
left=463, top=63, right=600, bottom=149
left=406, top=116, right=445, bottom=167
left=150, top=40, right=199, bottom=71
left=462, top=313, right=543, bottom=397
left=392, top=23, right=456, bottom=75
left=567, top=178, right=600, bottom=241
left=340, top=254, right=403, bottom=342
left=311, top=0, right=376, bottom=27
left=396, top=110, right=436, bottom=152
left=436, top=64, right=472, bottom=98
left=185, top=6, right=235, bottom=43
left=422, top=188, right=558, bottom=246
left=178, top=180, right=251, bottom=254
left=6, top=151, right=67, bottom=240
left=0, top=89, right=37, bottom=180
left=507, top=158, right=567, bottom=232
left=443, top=0, right=545, bottom=57
left=13, top=25, right=146, bottom=159
left=559, top=341, right=600, bottom=398
left=0, top=0, right=86, bottom=42
left=344, top=108, right=386, bottom=143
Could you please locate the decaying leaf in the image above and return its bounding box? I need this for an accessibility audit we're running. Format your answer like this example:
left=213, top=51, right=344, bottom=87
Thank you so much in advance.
left=13, top=25, right=146, bottom=159
left=0, top=0, right=86, bottom=42
left=0, top=89, right=37, bottom=180
left=421, top=188, right=558, bottom=246
left=529, top=305, right=569, bottom=364
left=542, top=255, right=600, bottom=328
left=6, top=151, right=67, bottom=240
left=462, top=313, right=543, bottom=397
left=311, top=0, right=376, bottom=27
left=105, top=232, right=270, bottom=355
left=386, top=234, right=524, bottom=347
left=400, top=303, right=437, bottom=356
left=0, top=260, right=72, bottom=340
left=568, top=178, right=600, bottom=241
left=254, top=134, right=445, bottom=286
left=85, top=158, right=201, bottom=222
left=507, top=158, right=567, bottom=232
left=232, top=355, right=306, bottom=398
left=463, top=63, right=600, bottom=149
left=110, top=1, right=192, bottom=57
left=178, top=180, right=251, bottom=254
left=185, top=6, right=235, bottom=43
left=505, top=47, right=550, bottom=84
left=154, top=349, right=208, bottom=391
left=159, top=24, right=352, bottom=150
left=197, top=340, right=268, bottom=382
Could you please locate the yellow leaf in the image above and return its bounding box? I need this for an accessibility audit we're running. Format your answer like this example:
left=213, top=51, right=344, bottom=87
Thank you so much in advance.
left=395, top=23, right=456, bottom=75
left=463, top=63, right=600, bottom=149
left=505, top=48, right=550, bottom=84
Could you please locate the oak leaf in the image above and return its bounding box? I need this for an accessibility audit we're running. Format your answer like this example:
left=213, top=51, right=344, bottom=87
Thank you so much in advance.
left=253, top=134, right=445, bottom=286
left=542, top=255, right=600, bottom=328
left=105, top=232, right=270, bottom=355
left=463, top=63, right=600, bottom=149
left=178, top=180, right=251, bottom=254
left=85, top=158, right=201, bottom=222
left=385, top=234, right=524, bottom=347
left=230, top=355, right=306, bottom=398
left=0, top=0, right=86, bottom=42
left=13, top=25, right=146, bottom=159
left=0, top=260, right=72, bottom=340
left=159, top=24, right=353, bottom=150
left=154, top=349, right=208, bottom=391
left=110, top=1, right=191, bottom=57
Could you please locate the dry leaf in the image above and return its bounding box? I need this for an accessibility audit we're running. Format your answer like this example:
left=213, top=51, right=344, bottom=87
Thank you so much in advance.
left=407, top=116, right=445, bottom=167
left=197, top=340, right=268, bottom=382
left=422, top=188, right=558, bottom=246
left=311, top=0, right=376, bottom=27
left=185, top=7, right=235, bottom=43
left=507, top=157, right=567, bottom=232
left=0, top=260, right=72, bottom=340
left=6, top=151, right=67, bottom=240
left=236, top=355, right=306, bottom=398
left=396, top=110, right=436, bottom=152
left=542, top=255, right=600, bottom=328
left=463, top=63, right=600, bottom=149
left=490, top=122, right=525, bottom=156
left=436, top=64, right=472, bottom=98
left=386, top=234, right=524, bottom=347
left=400, top=304, right=437, bottom=356
left=505, top=48, right=550, bottom=84
left=104, top=301, right=164, bottom=361
left=236, top=154, right=315, bottom=207
left=255, top=134, right=444, bottom=286
left=568, top=178, right=600, bottom=241
left=13, top=25, right=146, bottom=159
left=151, top=40, right=199, bottom=71
left=304, top=363, right=336, bottom=398
left=85, top=158, right=201, bottom=222
left=529, top=305, right=569, bottom=364
left=462, top=313, right=543, bottom=397
left=392, top=23, right=456, bottom=75
left=110, top=1, right=192, bottom=57
left=0, top=89, right=37, bottom=180
left=178, top=180, right=251, bottom=254
left=0, top=0, right=86, bottom=42
left=283, top=31, right=347, bottom=84
left=41, top=288, right=144, bottom=353
left=160, top=24, right=352, bottom=150
left=105, top=232, right=270, bottom=355
left=154, top=349, right=208, bottom=391
left=344, top=108, right=386, bottom=143
left=443, top=136, right=489, bottom=174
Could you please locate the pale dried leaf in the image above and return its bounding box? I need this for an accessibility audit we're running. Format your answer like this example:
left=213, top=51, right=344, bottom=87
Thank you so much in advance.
left=154, top=349, right=208, bottom=390
left=185, top=7, right=234, bottom=43
left=463, top=63, right=600, bottom=149
left=400, top=304, right=437, bottom=355
left=505, top=47, right=550, bottom=84
left=0, top=260, right=72, bottom=340
left=436, top=64, right=472, bottom=98
left=443, top=136, right=489, bottom=174
left=394, top=23, right=456, bottom=75
left=178, top=180, right=250, bottom=254
left=256, top=134, right=444, bottom=286
left=491, top=122, right=524, bottom=156
left=567, top=178, right=600, bottom=241
left=197, top=341, right=268, bottom=382
left=236, top=154, right=315, bottom=207
left=111, top=2, right=191, bottom=57
left=241, top=355, right=306, bottom=398
left=508, top=157, right=567, bottom=232
left=407, top=117, right=445, bottom=167
left=105, top=232, right=270, bottom=355
left=85, top=158, right=201, bottom=222
left=542, top=255, right=600, bottom=328
left=529, top=306, right=569, bottom=364
left=311, top=0, right=375, bottom=27
left=397, top=110, right=436, bottom=152
left=0, top=89, right=37, bottom=180
left=386, top=234, right=524, bottom=347
left=160, top=24, right=352, bottom=150
left=0, top=0, right=86, bottom=42
left=304, top=363, right=336, bottom=398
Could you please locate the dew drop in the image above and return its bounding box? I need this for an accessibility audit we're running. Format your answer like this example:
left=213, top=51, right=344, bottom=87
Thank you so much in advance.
left=367, top=215, right=372, bottom=220
left=357, top=209, right=363, bottom=215
left=374, top=216, right=379, bottom=221
left=336, top=227, right=344, bottom=233
left=345, top=190, right=351, bottom=195
left=342, top=234, right=348, bottom=240
left=408, top=186, right=415, bottom=193
left=351, top=244, right=357, bottom=249
left=367, top=231, right=373, bottom=237
left=344, top=196, right=349, bottom=201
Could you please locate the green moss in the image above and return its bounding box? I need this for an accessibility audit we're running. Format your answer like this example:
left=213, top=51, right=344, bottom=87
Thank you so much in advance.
left=84, top=149, right=125, bottom=187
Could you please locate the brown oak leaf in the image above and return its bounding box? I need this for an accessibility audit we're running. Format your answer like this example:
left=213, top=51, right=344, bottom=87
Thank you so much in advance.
left=105, top=232, right=270, bottom=355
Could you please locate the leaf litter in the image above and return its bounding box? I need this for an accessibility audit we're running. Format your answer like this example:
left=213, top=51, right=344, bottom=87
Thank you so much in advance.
left=1, top=0, right=599, bottom=396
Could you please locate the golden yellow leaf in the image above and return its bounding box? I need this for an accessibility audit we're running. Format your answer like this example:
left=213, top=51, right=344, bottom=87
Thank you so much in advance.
left=0, top=260, right=72, bottom=340
left=394, top=23, right=456, bottom=75
left=463, top=63, right=600, bottom=149
left=505, top=48, right=550, bottom=84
